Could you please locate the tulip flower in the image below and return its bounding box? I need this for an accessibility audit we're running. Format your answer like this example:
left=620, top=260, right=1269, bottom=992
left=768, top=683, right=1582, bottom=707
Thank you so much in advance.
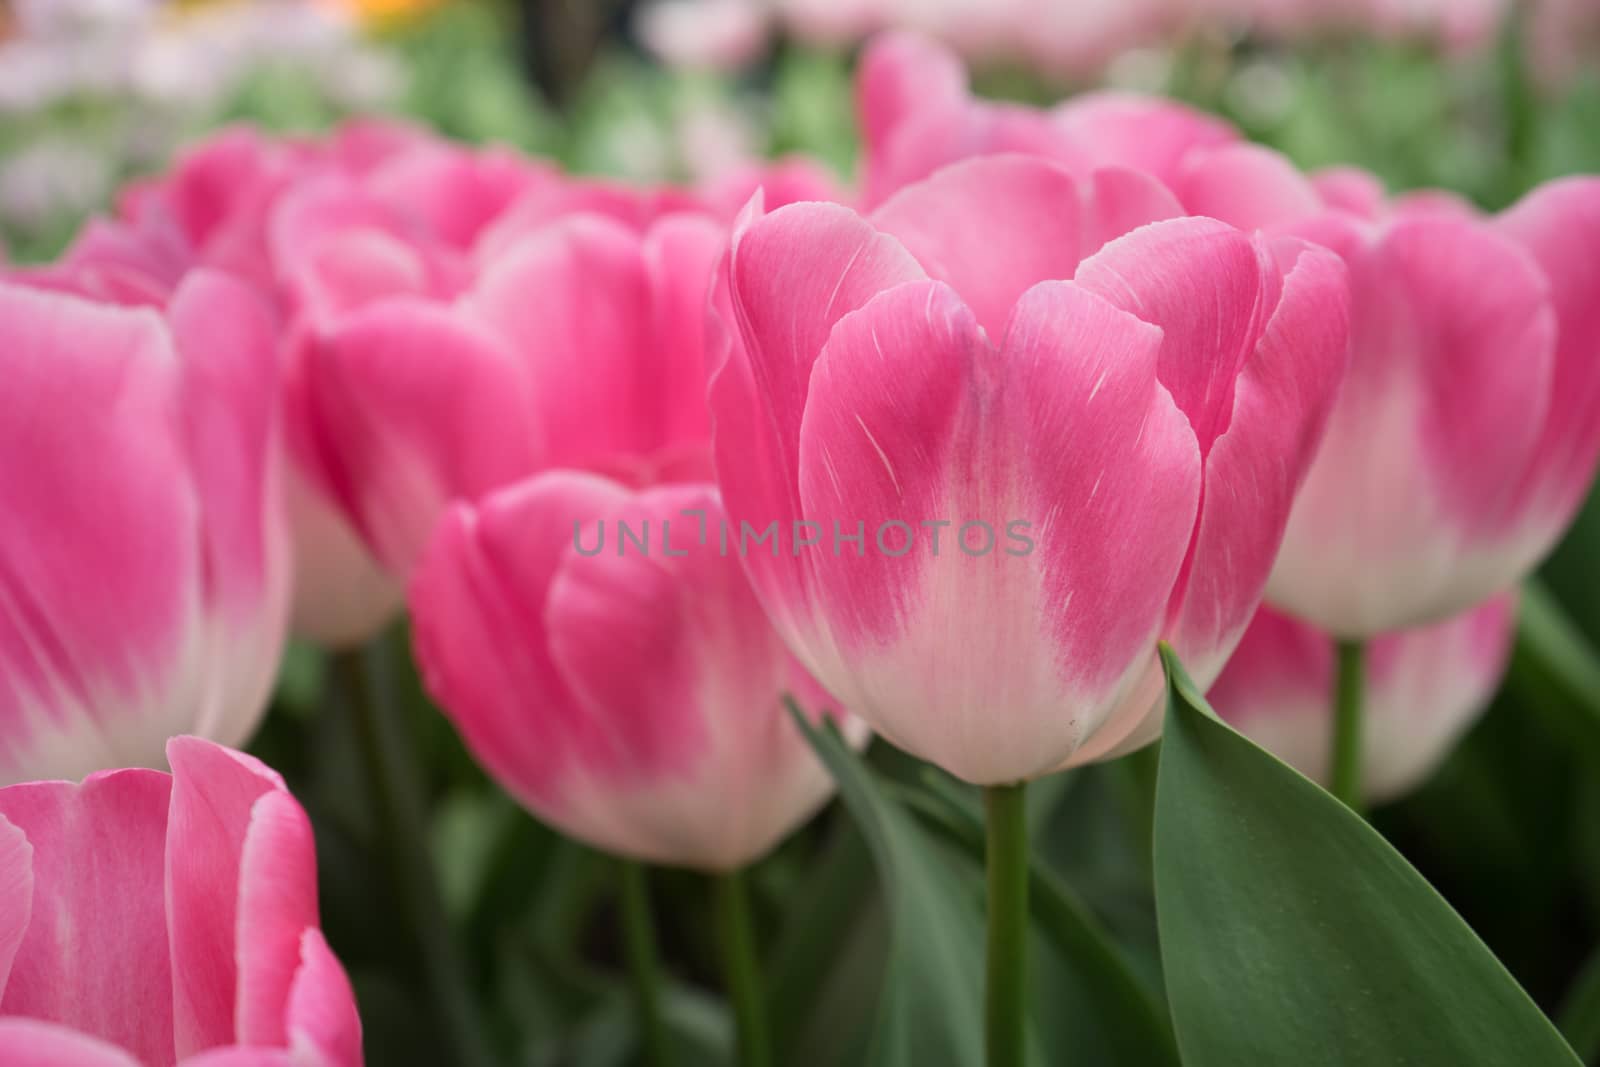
left=295, top=208, right=729, bottom=582
left=0, top=737, right=362, bottom=1066
left=410, top=472, right=857, bottom=870
left=1176, top=148, right=1600, bottom=637
left=710, top=153, right=1349, bottom=787
left=857, top=31, right=1238, bottom=207
left=1208, top=594, right=1516, bottom=804
left=0, top=275, right=288, bottom=786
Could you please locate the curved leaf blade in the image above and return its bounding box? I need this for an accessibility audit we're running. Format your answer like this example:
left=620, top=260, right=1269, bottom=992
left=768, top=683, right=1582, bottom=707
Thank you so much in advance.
left=1155, top=645, right=1581, bottom=1067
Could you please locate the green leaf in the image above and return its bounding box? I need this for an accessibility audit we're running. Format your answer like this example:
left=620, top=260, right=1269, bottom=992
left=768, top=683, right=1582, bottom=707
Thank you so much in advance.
left=789, top=704, right=986, bottom=1067
left=1155, top=644, right=1582, bottom=1067
left=1559, top=943, right=1600, bottom=1063
left=1509, top=582, right=1600, bottom=763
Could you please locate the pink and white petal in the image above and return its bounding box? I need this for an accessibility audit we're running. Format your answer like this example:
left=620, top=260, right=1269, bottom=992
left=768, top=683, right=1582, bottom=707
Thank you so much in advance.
left=638, top=214, right=728, bottom=457
left=870, top=156, right=1179, bottom=337
left=179, top=1050, right=296, bottom=1067
left=1054, top=91, right=1239, bottom=187
left=0, top=813, right=31, bottom=997
left=541, top=485, right=831, bottom=868
left=794, top=279, right=1200, bottom=783
left=714, top=201, right=925, bottom=630
left=0, top=285, right=202, bottom=783
left=282, top=229, right=434, bottom=323
left=282, top=466, right=404, bottom=648
left=1268, top=218, right=1555, bottom=634
left=1176, top=143, right=1324, bottom=231
left=168, top=272, right=291, bottom=750
left=166, top=738, right=289, bottom=1060
left=1165, top=239, right=1350, bottom=683
left=235, top=792, right=320, bottom=1049
left=367, top=145, right=546, bottom=251
left=303, top=299, right=539, bottom=578
left=409, top=474, right=635, bottom=813
left=1074, top=217, right=1280, bottom=457
left=1497, top=177, right=1600, bottom=535
left=0, top=1019, right=145, bottom=1067
left=465, top=216, right=659, bottom=468
left=284, top=931, right=362, bottom=1067
left=0, top=771, right=175, bottom=1065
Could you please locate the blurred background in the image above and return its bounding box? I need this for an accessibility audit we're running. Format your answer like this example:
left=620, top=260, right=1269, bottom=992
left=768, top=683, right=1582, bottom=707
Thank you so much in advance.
left=3, top=2, right=1597, bottom=1064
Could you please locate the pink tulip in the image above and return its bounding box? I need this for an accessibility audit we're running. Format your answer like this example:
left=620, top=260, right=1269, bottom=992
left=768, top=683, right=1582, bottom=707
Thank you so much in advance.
left=708, top=154, right=1349, bottom=784
left=296, top=206, right=729, bottom=583
left=1208, top=594, right=1516, bottom=803
left=856, top=31, right=1238, bottom=207
left=635, top=0, right=772, bottom=70
left=108, top=122, right=551, bottom=647
left=0, top=737, right=362, bottom=1066
left=1179, top=147, right=1600, bottom=635
left=410, top=473, right=859, bottom=870
left=0, top=275, right=287, bottom=785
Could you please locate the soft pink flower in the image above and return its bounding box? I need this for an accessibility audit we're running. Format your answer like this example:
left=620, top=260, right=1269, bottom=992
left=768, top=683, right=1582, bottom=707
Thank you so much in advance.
left=0, top=275, right=287, bottom=785
left=635, top=0, right=772, bottom=70
left=708, top=154, right=1350, bottom=784
left=1209, top=594, right=1516, bottom=803
left=410, top=474, right=859, bottom=870
left=0, top=737, right=362, bottom=1066
left=295, top=207, right=729, bottom=582
left=1178, top=148, right=1600, bottom=635
left=856, top=31, right=1238, bottom=207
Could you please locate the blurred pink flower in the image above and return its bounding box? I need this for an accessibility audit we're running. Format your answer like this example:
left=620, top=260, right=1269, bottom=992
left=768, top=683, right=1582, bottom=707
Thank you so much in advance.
left=0, top=737, right=362, bottom=1066
left=1209, top=594, right=1516, bottom=803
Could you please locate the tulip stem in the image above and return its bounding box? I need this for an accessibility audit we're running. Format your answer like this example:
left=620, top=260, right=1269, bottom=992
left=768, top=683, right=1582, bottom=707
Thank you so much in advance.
left=1331, top=639, right=1367, bottom=813
left=620, top=861, right=673, bottom=1067
left=716, top=868, right=771, bottom=1067
left=985, top=781, right=1029, bottom=1067
left=336, top=642, right=497, bottom=1067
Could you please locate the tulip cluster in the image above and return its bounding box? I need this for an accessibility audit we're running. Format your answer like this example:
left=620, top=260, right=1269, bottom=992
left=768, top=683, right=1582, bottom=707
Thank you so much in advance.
left=3, top=23, right=1599, bottom=1067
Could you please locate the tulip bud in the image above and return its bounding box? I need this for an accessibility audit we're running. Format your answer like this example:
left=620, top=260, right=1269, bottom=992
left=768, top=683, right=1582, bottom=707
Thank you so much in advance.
left=410, top=473, right=861, bottom=871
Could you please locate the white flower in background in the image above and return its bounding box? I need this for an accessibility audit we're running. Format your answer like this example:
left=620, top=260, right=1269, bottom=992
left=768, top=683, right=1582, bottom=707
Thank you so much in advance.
left=0, top=139, right=114, bottom=236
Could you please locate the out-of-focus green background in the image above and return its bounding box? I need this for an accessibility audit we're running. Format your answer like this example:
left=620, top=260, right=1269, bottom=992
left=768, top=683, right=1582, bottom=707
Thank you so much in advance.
left=6, top=2, right=1598, bottom=1064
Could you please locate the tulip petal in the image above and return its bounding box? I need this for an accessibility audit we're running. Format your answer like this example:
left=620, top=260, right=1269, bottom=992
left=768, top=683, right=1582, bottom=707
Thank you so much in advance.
left=0, top=1019, right=143, bottom=1067
left=303, top=298, right=538, bottom=578
left=168, top=271, right=289, bottom=751
left=1074, top=216, right=1280, bottom=458
left=1269, top=217, right=1555, bottom=633
left=235, top=792, right=320, bottom=1050
left=542, top=485, right=840, bottom=868
left=856, top=31, right=967, bottom=152
left=1167, top=239, right=1350, bottom=681
left=410, top=474, right=634, bottom=813
left=0, top=770, right=175, bottom=1066
left=167, top=737, right=290, bottom=1059
left=0, top=284, right=201, bottom=782
left=1497, top=177, right=1600, bottom=535
left=794, top=278, right=1200, bottom=782
left=1053, top=91, right=1239, bottom=188
left=466, top=216, right=662, bottom=468
left=0, top=812, right=31, bottom=997
left=285, top=930, right=363, bottom=1067
left=714, top=202, right=925, bottom=636
left=1176, top=144, right=1325, bottom=232
left=870, top=157, right=1180, bottom=336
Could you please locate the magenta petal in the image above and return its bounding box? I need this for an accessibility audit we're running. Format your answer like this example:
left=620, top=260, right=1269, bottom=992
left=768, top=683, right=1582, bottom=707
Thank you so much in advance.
left=869, top=156, right=1180, bottom=336
left=166, top=737, right=288, bottom=1060
left=234, top=792, right=320, bottom=1050
left=1176, top=143, right=1325, bottom=231
left=0, top=812, right=30, bottom=997
left=284, top=930, right=363, bottom=1067
left=0, top=770, right=175, bottom=1066
left=303, top=298, right=538, bottom=578
left=1166, top=239, right=1351, bottom=682
left=0, top=1019, right=144, bottom=1067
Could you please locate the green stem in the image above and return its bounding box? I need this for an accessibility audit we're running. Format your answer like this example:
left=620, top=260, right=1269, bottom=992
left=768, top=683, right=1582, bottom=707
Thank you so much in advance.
left=716, top=869, right=771, bottom=1067
left=620, top=861, right=672, bottom=1067
left=985, top=782, right=1029, bottom=1067
left=1330, top=639, right=1367, bottom=813
left=334, top=644, right=496, bottom=1067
